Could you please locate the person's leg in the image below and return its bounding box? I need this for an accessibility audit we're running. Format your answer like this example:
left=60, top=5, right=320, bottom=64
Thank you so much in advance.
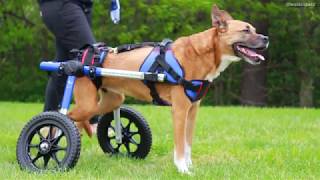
left=40, top=1, right=95, bottom=111
left=43, top=41, right=68, bottom=111
left=57, top=1, right=95, bottom=50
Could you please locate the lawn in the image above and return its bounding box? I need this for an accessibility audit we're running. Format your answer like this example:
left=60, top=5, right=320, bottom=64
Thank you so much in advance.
left=0, top=102, right=319, bottom=179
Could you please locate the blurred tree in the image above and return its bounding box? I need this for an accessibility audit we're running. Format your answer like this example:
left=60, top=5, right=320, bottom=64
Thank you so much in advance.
left=266, top=0, right=320, bottom=107
left=0, top=0, right=52, bottom=102
left=296, top=5, right=320, bottom=107
left=0, top=0, right=319, bottom=107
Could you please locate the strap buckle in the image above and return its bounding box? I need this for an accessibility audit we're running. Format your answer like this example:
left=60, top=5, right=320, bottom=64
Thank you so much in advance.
left=88, top=66, right=96, bottom=79
left=160, top=39, right=173, bottom=47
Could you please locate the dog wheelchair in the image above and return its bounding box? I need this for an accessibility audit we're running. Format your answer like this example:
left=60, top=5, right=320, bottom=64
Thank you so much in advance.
left=16, top=44, right=167, bottom=172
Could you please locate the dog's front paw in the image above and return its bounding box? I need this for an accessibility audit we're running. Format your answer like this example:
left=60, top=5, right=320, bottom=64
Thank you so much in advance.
left=185, top=145, right=192, bottom=168
left=174, top=158, right=190, bottom=174
left=91, top=123, right=98, bottom=134
left=186, top=157, right=192, bottom=168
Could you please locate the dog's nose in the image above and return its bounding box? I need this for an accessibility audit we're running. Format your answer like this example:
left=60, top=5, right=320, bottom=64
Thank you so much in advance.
left=261, top=35, right=269, bottom=44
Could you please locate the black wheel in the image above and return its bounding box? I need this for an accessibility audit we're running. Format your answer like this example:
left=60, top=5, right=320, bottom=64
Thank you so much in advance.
left=16, top=112, right=81, bottom=172
left=97, top=106, right=152, bottom=159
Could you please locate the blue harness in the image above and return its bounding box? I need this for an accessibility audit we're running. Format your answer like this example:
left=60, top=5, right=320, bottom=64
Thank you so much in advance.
left=139, top=40, right=210, bottom=105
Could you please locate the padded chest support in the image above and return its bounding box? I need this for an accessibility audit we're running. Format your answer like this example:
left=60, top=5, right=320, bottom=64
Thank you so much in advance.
left=139, top=40, right=210, bottom=105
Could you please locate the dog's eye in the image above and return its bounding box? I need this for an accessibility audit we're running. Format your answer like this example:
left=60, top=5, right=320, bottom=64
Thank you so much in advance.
left=242, top=29, right=251, bottom=33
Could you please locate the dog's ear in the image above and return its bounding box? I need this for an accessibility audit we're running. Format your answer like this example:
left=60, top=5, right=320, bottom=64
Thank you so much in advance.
left=211, top=5, right=233, bottom=31
left=220, top=10, right=233, bottom=21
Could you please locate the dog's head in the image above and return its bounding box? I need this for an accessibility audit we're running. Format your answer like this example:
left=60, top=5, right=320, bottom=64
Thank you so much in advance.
left=211, top=5, right=269, bottom=65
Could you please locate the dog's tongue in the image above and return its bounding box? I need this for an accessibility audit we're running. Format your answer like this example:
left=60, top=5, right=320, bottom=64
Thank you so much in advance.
left=256, top=54, right=265, bottom=61
left=241, top=47, right=265, bottom=61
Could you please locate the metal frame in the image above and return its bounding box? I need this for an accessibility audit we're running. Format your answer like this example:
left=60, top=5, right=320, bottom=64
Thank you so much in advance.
left=113, top=108, right=122, bottom=144
left=40, top=61, right=166, bottom=143
left=40, top=61, right=166, bottom=82
left=59, top=76, right=76, bottom=115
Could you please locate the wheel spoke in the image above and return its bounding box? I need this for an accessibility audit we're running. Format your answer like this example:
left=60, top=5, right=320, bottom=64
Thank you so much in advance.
left=50, top=152, right=61, bottom=166
left=125, top=121, right=133, bottom=130
left=28, top=144, right=38, bottom=148
left=120, top=124, right=123, bottom=129
left=129, top=131, right=139, bottom=137
left=51, top=131, right=64, bottom=144
left=43, top=155, right=50, bottom=169
left=114, top=143, right=121, bottom=152
left=52, top=145, right=67, bottom=152
left=124, top=142, right=131, bottom=153
left=32, top=152, right=43, bottom=163
left=120, top=122, right=125, bottom=129
left=36, top=130, right=45, bottom=141
left=129, top=138, right=139, bottom=145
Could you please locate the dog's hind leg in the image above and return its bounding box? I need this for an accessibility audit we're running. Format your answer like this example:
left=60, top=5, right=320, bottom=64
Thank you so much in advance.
left=171, top=86, right=192, bottom=174
left=185, top=101, right=200, bottom=168
left=97, top=88, right=125, bottom=115
left=88, top=89, right=124, bottom=135
left=68, top=77, right=99, bottom=137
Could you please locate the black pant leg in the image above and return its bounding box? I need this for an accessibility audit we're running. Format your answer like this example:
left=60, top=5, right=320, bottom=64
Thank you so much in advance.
left=40, top=0, right=95, bottom=111
left=43, top=72, right=68, bottom=111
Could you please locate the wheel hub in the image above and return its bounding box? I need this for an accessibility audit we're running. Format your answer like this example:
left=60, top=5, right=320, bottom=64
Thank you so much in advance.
left=39, top=140, right=51, bottom=154
left=122, top=130, right=131, bottom=143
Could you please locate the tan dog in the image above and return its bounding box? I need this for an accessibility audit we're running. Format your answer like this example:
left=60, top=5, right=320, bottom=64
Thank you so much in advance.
left=68, top=5, right=268, bottom=173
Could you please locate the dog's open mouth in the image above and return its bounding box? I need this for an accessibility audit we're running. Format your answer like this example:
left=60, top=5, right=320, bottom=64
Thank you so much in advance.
left=233, top=43, right=265, bottom=65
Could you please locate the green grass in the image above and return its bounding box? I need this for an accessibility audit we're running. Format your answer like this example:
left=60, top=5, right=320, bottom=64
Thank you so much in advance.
left=0, top=102, right=319, bottom=179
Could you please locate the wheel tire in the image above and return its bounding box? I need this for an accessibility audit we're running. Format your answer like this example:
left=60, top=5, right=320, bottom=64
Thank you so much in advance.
left=16, top=112, right=81, bottom=172
left=97, top=106, right=152, bottom=159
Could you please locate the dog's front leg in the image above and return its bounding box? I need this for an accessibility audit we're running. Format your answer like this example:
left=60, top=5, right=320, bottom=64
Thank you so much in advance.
left=68, top=77, right=99, bottom=137
left=185, top=101, right=200, bottom=168
left=171, top=86, right=192, bottom=174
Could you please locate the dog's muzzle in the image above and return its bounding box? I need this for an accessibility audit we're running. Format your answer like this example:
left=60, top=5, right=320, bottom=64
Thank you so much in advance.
left=232, top=35, right=269, bottom=65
